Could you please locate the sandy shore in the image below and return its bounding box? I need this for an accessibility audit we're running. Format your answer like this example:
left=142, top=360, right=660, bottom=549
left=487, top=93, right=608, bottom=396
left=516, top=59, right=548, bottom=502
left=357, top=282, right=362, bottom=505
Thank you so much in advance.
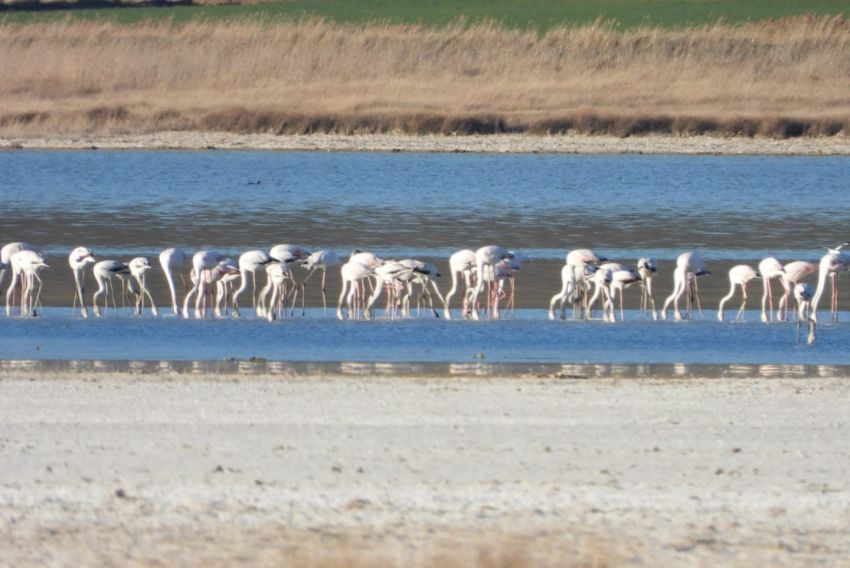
left=1, top=132, right=849, bottom=155
left=1, top=373, right=849, bottom=566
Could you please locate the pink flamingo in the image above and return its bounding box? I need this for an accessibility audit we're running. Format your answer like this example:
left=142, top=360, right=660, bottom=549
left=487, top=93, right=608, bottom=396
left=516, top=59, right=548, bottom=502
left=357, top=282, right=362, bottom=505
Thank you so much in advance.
left=609, top=266, right=643, bottom=322
left=565, top=249, right=606, bottom=320
left=637, top=257, right=658, bottom=319
left=585, top=262, right=628, bottom=318
left=399, top=259, right=443, bottom=318
left=589, top=266, right=615, bottom=322
left=69, top=247, right=96, bottom=318
left=262, top=263, right=295, bottom=322
left=92, top=260, right=130, bottom=317
left=159, top=248, right=190, bottom=315
left=776, top=261, right=817, bottom=321
left=293, top=250, right=341, bottom=316
left=2, top=242, right=39, bottom=311
left=337, top=261, right=375, bottom=320
left=127, top=257, right=159, bottom=316
left=365, top=261, right=417, bottom=320
left=0, top=242, right=37, bottom=292
left=443, top=249, right=477, bottom=320
left=5, top=250, right=48, bottom=317
left=182, top=250, right=227, bottom=319
left=548, top=264, right=576, bottom=320
left=232, top=250, right=275, bottom=317
left=794, top=283, right=816, bottom=344
left=811, top=244, right=850, bottom=324
left=661, top=252, right=710, bottom=321
left=757, top=257, right=785, bottom=322
left=717, top=264, right=760, bottom=322
left=468, top=246, right=513, bottom=320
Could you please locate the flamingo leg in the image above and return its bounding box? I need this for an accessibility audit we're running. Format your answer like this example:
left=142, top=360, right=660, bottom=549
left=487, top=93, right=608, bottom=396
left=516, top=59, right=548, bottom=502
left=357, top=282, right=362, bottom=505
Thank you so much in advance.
left=767, top=279, right=775, bottom=322
left=735, top=283, right=748, bottom=321
left=830, top=272, right=838, bottom=323
left=694, top=278, right=703, bottom=316
left=320, top=269, right=328, bottom=314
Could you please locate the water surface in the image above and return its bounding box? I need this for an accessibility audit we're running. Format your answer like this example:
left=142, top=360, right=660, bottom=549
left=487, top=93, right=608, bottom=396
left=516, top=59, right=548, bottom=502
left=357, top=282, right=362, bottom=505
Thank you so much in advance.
left=2, top=150, right=848, bottom=368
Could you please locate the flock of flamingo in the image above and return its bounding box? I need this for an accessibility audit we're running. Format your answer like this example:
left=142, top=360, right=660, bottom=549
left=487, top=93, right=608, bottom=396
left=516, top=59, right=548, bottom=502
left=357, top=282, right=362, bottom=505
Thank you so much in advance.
left=1, top=240, right=849, bottom=344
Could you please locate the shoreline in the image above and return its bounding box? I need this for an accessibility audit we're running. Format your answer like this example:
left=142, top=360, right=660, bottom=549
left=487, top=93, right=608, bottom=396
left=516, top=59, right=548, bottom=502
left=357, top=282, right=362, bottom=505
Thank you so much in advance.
left=2, top=361, right=849, bottom=380
left=2, top=131, right=850, bottom=155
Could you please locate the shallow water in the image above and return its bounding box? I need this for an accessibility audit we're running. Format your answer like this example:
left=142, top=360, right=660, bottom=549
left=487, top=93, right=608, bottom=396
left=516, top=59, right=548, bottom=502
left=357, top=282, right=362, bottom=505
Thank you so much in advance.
left=1, top=150, right=849, bottom=368
left=1, top=308, right=848, bottom=369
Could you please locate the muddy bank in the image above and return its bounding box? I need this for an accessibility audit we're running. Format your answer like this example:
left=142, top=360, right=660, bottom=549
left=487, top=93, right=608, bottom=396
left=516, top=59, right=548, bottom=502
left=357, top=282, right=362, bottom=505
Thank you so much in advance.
left=2, top=132, right=850, bottom=154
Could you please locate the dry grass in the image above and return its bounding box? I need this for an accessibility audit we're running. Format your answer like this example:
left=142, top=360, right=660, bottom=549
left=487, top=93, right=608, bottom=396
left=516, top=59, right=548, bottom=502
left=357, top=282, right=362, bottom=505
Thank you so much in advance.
left=1, top=16, right=849, bottom=138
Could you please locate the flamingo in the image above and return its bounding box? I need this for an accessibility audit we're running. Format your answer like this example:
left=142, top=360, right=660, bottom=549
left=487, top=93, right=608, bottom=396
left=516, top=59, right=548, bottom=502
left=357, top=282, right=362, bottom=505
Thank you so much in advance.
left=267, top=244, right=313, bottom=314
left=609, top=267, right=643, bottom=322
left=637, top=257, right=658, bottom=319
left=232, top=250, right=275, bottom=317
left=207, top=261, right=240, bottom=317
left=364, top=261, right=417, bottom=320
left=263, top=263, right=295, bottom=322
left=776, top=261, right=818, bottom=321
left=92, top=260, right=130, bottom=317
left=472, top=261, right=505, bottom=320
left=5, top=250, right=48, bottom=317
left=182, top=250, right=227, bottom=319
left=661, top=252, right=710, bottom=321
left=293, top=250, right=341, bottom=316
left=69, top=247, right=96, bottom=318
left=185, top=260, right=240, bottom=318
left=1, top=242, right=39, bottom=310
left=159, top=248, right=190, bottom=315
left=565, top=249, right=606, bottom=320
left=794, top=283, right=816, bottom=344
left=270, top=244, right=310, bottom=264
left=811, top=244, right=850, bottom=324
left=1, top=242, right=36, bottom=288
left=349, top=251, right=383, bottom=268
left=548, top=264, right=576, bottom=320
left=589, top=266, right=615, bottom=322
left=257, top=262, right=296, bottom=319
left=468, top=246, right=513, bottom=320
left=717, top=265, right=761, bottom=322
left=399, top=259, right=443, bottom=318
left=758, top=257, right=785, bottom=323
left=443, top=249, right=476, bottom=320
left=498, top=251, right=530, bottom=316
left=215, top=268, right=243, bottom=317
left=127, top=257, right=158, bottom=316
left=337, top=261, right=375, bottom=320
left=585, top=262, right=628, bottom=318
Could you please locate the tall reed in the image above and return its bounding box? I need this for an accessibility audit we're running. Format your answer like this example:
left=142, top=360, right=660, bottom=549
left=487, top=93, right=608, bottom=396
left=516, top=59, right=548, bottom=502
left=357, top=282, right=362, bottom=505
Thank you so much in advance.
left=1, top=16, right=848, bottom=137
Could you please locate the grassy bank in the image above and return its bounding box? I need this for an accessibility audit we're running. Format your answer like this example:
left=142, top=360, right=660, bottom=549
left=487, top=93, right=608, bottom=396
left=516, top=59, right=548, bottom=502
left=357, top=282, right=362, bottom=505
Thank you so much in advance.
left=1, top=16, right=849, bottom=138
left=2, top=0, right=848, bottom=29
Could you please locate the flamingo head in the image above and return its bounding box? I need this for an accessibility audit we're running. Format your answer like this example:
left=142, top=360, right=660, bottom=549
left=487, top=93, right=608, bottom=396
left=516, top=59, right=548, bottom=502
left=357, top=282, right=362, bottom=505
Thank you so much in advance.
left=637, top=257, right=657, bottom=274
left=70, top=247, right=96, bottom=267
left=129, top=257, right=152, bottom=272
left=412, top=262, right=440, bottom=278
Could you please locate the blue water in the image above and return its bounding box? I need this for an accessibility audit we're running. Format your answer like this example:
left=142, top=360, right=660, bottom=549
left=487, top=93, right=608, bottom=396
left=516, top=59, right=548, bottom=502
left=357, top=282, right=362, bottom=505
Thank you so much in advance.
left=1, top=308, right=848, bottom=367
left=1, top=150, right=849, bottom=368
left=2, top=151, right=849, bottom=255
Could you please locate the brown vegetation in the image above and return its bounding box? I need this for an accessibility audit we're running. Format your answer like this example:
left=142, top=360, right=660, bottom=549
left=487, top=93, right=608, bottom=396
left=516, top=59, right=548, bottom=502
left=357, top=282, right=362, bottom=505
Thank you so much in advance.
left=1, top=16, right=849, bottom=138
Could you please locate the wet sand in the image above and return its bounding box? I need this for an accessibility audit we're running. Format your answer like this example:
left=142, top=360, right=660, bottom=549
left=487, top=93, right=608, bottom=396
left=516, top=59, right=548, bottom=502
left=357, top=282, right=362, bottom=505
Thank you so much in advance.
left=2, top=372, right=849, bottom=566
left=2, top=132, right=850, bottom=155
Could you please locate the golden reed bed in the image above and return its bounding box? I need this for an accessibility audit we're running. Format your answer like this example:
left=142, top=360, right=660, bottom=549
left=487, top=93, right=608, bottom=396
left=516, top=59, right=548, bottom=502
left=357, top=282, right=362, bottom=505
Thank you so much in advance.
left=1, top=16, right=849, bottom=138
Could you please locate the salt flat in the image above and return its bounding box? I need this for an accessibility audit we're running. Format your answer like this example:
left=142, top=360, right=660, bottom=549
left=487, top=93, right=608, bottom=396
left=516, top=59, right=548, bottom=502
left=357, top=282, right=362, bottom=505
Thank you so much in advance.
left=1, top=374, right=849, bottom=566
